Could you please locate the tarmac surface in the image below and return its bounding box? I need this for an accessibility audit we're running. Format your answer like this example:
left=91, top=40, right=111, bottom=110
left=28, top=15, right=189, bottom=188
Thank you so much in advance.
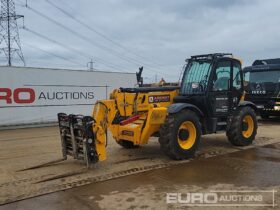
left=0, top=118, right=279, bottom=209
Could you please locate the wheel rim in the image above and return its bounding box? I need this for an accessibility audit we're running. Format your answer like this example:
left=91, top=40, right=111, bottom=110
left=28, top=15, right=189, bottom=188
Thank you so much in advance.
left=177, top=121, right=196, bottom=150
left=242, top=115, right=254, bottom=138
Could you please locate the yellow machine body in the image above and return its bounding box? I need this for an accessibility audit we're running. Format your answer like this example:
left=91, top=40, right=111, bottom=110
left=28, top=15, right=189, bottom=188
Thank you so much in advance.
left=91, top=88, right=179, bottom=161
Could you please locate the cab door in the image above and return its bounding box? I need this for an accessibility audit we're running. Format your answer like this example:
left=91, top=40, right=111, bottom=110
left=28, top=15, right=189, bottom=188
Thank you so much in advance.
left=231, top=60, right=244, bottom=109
left=209, top=60, right=232, bottom=117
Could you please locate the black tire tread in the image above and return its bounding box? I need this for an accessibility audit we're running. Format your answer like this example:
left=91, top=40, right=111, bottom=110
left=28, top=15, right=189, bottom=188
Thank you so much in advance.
left=159, top=110, right=201, bottom=160
left=226, top=106, right=258, bottom=146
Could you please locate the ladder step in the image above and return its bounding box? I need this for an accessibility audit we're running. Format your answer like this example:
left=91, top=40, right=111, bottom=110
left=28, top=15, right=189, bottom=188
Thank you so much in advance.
left=217, top=122, right=227, bottom=126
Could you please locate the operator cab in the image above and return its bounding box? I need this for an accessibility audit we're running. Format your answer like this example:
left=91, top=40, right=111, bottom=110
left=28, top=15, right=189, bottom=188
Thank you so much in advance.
left=174, top=53, right=245, bottom=133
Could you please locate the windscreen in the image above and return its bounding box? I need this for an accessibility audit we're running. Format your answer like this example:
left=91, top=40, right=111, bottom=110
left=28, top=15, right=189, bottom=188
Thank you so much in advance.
left=181, top=60, right=212, bottom=95
left=248, top=70, right=280, bottom=95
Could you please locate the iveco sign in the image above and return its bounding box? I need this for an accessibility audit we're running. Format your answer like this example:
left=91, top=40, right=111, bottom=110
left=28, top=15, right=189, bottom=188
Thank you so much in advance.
left=251, top=90, right=266, bottom=94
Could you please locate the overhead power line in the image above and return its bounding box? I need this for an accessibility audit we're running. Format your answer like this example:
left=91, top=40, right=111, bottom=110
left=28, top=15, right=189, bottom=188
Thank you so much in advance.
left=24, top=4, right=173, bottom=76
left=24, top=27, right=90, bottom=59
left=23, top=58, right=85, bottom=69
left=23, top=27, right=131, bottom=72
left=26, top=5, right=144, bottom=67
left=17, top=0, right=175, bottom=77
left=24, top=42, right=85, bottom=67
left=45, top=0, right=164, bottom=68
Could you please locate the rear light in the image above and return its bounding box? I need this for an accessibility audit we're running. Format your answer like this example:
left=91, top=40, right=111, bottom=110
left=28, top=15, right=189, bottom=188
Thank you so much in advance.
left=120, top=115, right=140, bottom=126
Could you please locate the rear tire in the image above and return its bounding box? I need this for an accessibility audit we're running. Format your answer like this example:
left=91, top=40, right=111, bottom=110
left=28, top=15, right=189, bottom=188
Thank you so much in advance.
left=159, top=110, right=201, bottom=160
left=117, top=140, right=139, bottom=149
left=227, top=106, right=257, bottom=146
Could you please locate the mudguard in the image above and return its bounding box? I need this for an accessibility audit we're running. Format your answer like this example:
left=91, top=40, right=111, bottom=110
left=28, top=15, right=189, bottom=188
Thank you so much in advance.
left=167, top=103, right=204, bottom=117
left=238, top=101, right=258, bottom=113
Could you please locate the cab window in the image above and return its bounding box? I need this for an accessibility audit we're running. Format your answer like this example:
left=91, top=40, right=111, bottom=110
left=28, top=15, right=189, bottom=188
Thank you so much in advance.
left=212, top=61, right=231, bottom=91
left=233, top=62, right=242, bottom=90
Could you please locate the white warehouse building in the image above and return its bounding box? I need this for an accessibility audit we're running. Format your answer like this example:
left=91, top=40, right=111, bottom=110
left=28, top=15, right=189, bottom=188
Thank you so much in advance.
left=0, top=66, right=137, bottom=126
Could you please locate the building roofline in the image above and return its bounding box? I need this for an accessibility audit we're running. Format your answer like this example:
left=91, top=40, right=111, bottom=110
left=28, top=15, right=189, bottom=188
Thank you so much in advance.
left=0, top=65, right=135, bottom=75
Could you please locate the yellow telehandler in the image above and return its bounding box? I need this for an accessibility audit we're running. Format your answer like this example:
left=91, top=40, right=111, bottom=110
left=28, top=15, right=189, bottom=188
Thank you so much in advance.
left=58, top=53, right=258, bottom=167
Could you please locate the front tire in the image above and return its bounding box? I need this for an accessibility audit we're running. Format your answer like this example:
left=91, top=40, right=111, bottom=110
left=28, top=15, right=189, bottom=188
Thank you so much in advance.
left=159, top=110, right=201, bottom=160
left=227, top=106, right=257, bottom=146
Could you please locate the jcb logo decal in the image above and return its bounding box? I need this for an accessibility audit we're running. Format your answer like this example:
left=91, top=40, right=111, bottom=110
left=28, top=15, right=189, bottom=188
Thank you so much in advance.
left=148, top=95, right=170, bottom=103
left=0, top=88, right=35, bottom=104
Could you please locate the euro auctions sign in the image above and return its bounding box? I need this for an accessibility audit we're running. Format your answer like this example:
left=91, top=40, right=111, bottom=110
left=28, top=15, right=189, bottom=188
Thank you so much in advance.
left=166, top=190, right=276, bottom=207
left=0, top=67, right=136, bottom=126
left=0, top=87, right=96, bottom=106
left=0, top=88, right=36, bottom=104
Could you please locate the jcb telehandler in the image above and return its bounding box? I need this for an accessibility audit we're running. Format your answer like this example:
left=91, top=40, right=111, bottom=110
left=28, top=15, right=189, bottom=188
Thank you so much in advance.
left=58, top=53, right=258, bottom=167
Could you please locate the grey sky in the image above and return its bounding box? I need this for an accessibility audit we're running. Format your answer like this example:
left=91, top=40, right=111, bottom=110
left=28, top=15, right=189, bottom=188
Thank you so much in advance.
left=8, top=0, right=280, bottom=81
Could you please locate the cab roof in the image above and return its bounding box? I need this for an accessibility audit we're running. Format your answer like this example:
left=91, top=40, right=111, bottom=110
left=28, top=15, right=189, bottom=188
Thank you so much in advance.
left=244, top=58, right=280, bottom=73
left=185, top=53, right=241, bottom=64
left=186, top=53, right=233, bottom=61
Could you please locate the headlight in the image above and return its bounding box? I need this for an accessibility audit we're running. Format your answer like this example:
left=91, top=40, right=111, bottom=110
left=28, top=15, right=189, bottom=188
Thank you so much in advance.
left=274, top=106, right=280, bottom=111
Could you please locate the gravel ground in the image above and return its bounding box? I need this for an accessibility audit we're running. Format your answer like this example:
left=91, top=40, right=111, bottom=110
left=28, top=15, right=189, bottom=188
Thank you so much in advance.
left=0, top=118, right=279, bottom=206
